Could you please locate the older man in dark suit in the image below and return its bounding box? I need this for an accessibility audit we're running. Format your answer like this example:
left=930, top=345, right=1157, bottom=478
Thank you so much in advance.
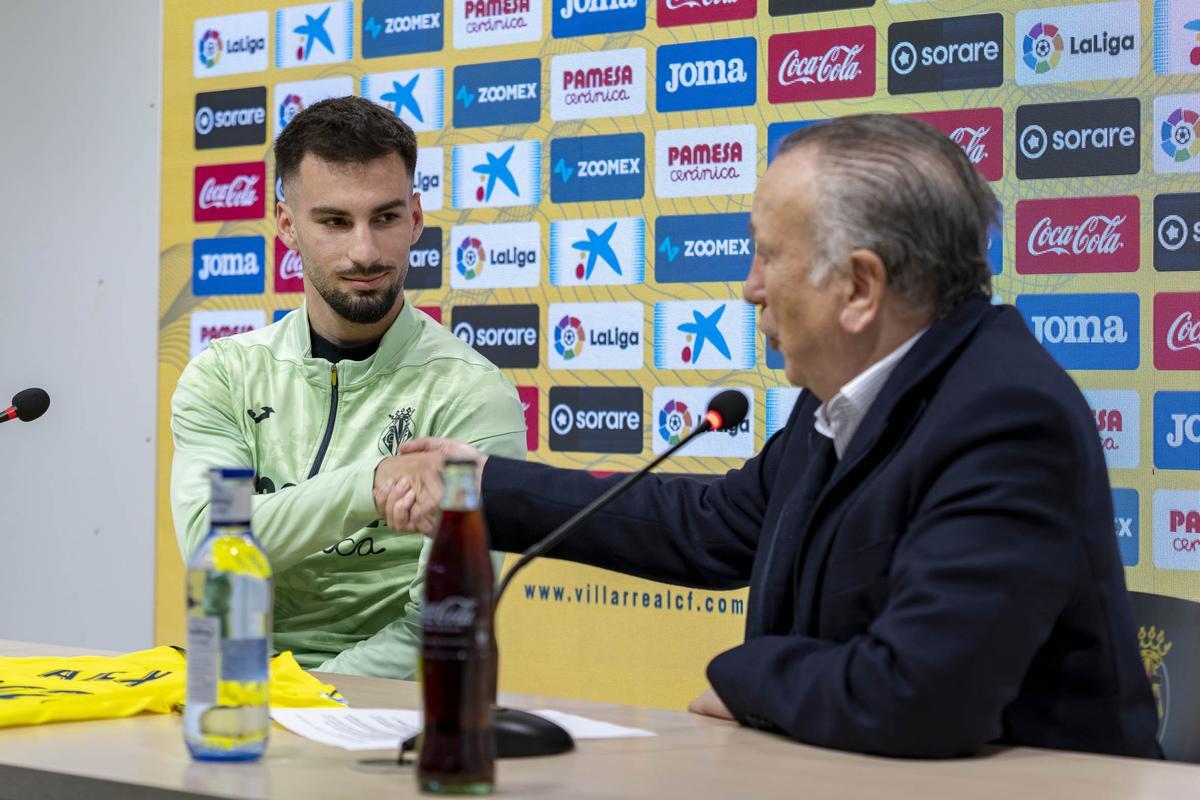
left=380, top=115, right=1162, bottom=759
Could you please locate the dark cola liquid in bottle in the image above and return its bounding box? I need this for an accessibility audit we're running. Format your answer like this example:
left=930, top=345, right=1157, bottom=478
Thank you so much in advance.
left=419, top=459, right=497, bottom=795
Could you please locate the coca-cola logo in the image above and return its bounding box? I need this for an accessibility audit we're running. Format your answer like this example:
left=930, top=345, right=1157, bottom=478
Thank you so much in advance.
left=198, top=174, right=260, bottom=209
left=423, top=596, right=479, bottom=631
left=273, top=236, right=305, bottom=294
left=948, top=126, right=990, bottom=165
left=194, top=161, right=266, bottom=222
left=908, top=108, right=1003, bottom=182
left=1167, top=311, right=1200, bottom=353
left=279, top=248, right=303, bottom=280
left=1028, top=215, right=1126, bottom=257
left=657, top=0, right=755, bottom=28
left=1154, top=292, right=1200, bottom=371
left=768, top=28, right=875, bottom=104
left=1015, top=195, right=1139, bottom=275
left=777, top=45, right=863, bottom=86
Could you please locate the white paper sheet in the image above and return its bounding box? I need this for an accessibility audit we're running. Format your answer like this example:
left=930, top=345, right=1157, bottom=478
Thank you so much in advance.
left=528, top=709, right=656, bottom=739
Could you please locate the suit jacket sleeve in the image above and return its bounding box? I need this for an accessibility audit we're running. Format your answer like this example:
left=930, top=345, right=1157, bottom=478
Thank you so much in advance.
left=706, top=385, right=1089, bottom=757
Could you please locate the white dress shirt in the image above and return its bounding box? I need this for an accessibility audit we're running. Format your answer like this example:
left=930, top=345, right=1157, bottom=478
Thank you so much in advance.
left=813, top=328, right=929, bottom=459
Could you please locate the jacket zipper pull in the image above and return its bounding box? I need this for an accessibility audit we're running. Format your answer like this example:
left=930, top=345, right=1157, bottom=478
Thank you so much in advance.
left=331, top=364, right=338, bottom=388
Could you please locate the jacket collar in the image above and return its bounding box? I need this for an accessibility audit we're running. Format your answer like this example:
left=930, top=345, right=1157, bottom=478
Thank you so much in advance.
left=285, top=298, right=422, bottom=388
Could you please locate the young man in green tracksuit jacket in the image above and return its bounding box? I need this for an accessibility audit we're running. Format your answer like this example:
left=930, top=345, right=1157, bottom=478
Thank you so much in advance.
left=170, top=97, right=526, bottom=679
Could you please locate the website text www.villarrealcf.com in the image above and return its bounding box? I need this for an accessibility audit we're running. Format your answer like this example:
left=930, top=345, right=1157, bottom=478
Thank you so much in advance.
left=522, top=582, right=746, bottom=616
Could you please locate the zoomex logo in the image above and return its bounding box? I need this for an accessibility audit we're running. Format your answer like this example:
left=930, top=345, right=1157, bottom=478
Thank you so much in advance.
left=768, top=26, right=875, bottom=105
left=548, top=386, right=643, bottom=454
left=550, top=48, right=646, bottom=121
left=194, top=162, right=266, bottom=223
left=1083, top=389, right=1140, bottom=469
left=1016, top=98, right=1140, bottom=180
left=275, top=2, right=355, bottom=69
left=1154, top=193, right=1200, bottom=272
left=189, top=309, right=267, bottom=358
left=653, top=300, right=756, bottom=369
left=888, top=14, right=1003, bottom=95
left=908, top=107, right=1003, bottom=182
left=451, top=140, right=541, bottom=208
left=405, top=226, right=443, bottom=290
left=549, top=217, right=646, bottom=287
left=652, top=387, right=753, bottom=457
left=658, top=0, right=755, bottom=28
left=1154, top=391, right=1200, bottom=471
left=453, top=58, right=541, bottom=128
left=554, top=0, right=645, bottom=38
left=1016, top=1, right=1139, bottom=86
left=450, top=304, right=539, bottom=368
left=550, top=133, right=644, bottom=203
left=1154, top=292, right=1200, bottom=371
left=1153, top=489, right=1200, bottom=570
left=1015, top=195, right=1139, bottom=275
left=448, top=221, right=541, bottom=289
left=656, top=37, right=756, bottom=113
left=194, top=87, right=267, bottom=150
left=655, top=212, right=753, bottom=284
left=1154, top=94, right=1200, bottom=175
left=1016, top=293, right=1139, bottom=370
left=547, top=301, right=643, bottom=370
left=362, top=0, right=444, bottom=58
left=361, top=68, right=445, bottom=132
left=194, top=11, right=268, bottom=79
left=453, top=0, right=542, bottom=49
left=273, top=76, right=355, bottom=136
left=655, top=124, right=757, bottom=198
left=274, top=236, right=305, bottom=293
left=1112, top=488, right=1139, bottom=567
left=192, top=236, right=266, bottom=297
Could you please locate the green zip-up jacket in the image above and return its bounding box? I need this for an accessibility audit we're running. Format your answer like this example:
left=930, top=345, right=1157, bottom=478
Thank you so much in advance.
left=170, top=301, right=526, bottom=678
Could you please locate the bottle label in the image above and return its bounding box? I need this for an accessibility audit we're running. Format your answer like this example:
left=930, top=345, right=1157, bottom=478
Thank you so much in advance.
left=186, top=616, right=219, bottom=706
left=423, top=596, right=479, bottom=632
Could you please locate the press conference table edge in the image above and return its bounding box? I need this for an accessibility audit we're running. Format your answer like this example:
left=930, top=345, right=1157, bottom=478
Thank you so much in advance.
left=0, top=639, right=1194, bottom=800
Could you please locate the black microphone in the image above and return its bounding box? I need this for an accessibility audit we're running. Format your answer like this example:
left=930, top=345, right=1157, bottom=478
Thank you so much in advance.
left=495, top=389, right=750, bottom=602
left=0, top=388, right=50, bottom=425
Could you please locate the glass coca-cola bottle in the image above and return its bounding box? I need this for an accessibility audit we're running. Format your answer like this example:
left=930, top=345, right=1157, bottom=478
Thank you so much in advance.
left=418, top=459, right=496, bottom=795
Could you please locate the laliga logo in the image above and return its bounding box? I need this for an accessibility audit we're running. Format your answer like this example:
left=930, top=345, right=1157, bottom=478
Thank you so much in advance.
left=554, top=315, right=585, bottom=360
left=278, top=93, right=304, bottom=130
left=1023, top=22, right=1063, bottom=73
left=1161, top=107, right=1200, bottom=164
left=948, top=126, right=990, bottom=165
left=197, top=175, right=261, bottom=210
left=455, top=236, right=486, bottom=280
left=198, top=29, right=222, bottom=68
left=1028, top=215, right=1125, bottom=257
left=1166, top=310, right=1200, bottom=354
left=658, top=399, right=692, bottom=446
left=777, top=45, right=863, bottom=86
left=279, top=248, right=303, bottom=281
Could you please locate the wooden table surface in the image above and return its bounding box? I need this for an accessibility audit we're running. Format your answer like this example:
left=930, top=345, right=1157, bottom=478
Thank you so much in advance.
left=0, top=639, right=1195, bottom=799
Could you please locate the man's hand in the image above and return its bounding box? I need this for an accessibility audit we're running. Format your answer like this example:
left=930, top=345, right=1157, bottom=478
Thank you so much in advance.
left=373, top=452, right=446, bottom=535
left=687, top=686, right=735, bottom=722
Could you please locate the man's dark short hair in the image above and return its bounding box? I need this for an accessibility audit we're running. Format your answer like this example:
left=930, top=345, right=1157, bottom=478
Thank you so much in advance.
left=274, top=96, right=418, bottom=191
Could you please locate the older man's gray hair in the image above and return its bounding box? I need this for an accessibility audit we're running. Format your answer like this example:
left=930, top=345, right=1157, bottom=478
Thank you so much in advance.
left=778, top=114, right=998, bottom=319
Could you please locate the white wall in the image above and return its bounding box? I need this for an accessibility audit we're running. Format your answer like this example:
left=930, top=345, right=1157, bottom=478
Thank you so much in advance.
left=0, top=0, right=161, bottom=650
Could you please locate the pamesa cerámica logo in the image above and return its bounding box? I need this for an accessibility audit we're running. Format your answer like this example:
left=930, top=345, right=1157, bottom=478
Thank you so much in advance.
left=275, top=2, right=354, bottom=69
left=653, top=300, right=756, bottom=370
left=550, top=48, right=646, bottom=121
left=553, top=0, right=645, bottom=38
left=656, top=37, right=756, bottom=113
left=194, top=11, right=268, bottom=79
left=452, top=140, right=541, bottom=208
left=362, top=0, right=443, bottom=58
left=549, top=217, right=645, bottom=287
left=1083, top=389, right=1140, bottom=469
left=453, top=58, right=540, bottom=128
left=362, top=68, right=444, bottom=132
left=655, top=212, right=753, bottom=284
left=550, top=133, right=644, bottom=203
left=1155, top=94, right=1200, bottom=175
left=453, top=0, right=542, bottom=49
left=1016, top=1, right=1139, bottom=86
left=548, top=302, right=644, bottom=370
left=449, top=222, right=541, bottom=289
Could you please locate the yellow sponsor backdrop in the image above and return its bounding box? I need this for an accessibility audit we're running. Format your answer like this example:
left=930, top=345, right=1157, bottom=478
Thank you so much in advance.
left=158, top=0, right=1199, bottom=710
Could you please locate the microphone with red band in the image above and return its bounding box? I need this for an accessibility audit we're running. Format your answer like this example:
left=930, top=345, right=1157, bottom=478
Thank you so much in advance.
left=1, top=388, right=50, bottom=425
left=495, top=389, right=750, bottom=601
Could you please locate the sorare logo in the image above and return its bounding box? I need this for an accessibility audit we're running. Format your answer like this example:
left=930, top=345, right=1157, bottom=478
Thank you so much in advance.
left=656, top=37, right=756, bottom=112
left=1153, top=0, right=1200, bottom=76
left=1016, top=98, right=1140, bottom=180
left=548, top=386, right=643, bottom=454
left=274, top=76, right=355, bottom=137
left=1015, top=1, right=1139, bottom=86
left=1154, top=93, right=1200, bottom=175
left=361, top=68, right=445, bottom=132
left=1016, top=293, right=1139, bottom=370
left=405, top=226, right=443, bottom=290
left=415, top=147, right=444, bottom=211
left=1153, top=489, right=1200, bottom=570
left=194, top=11, right=268, bottom=79
left=888, top=13, right=1003, bottom=95
left=189, top=309, right=266, bottom=358
left=652, top=387, right=754, bottom=457
left=765, top=387, right=802, bottom=439
left=192, top=236, right=266, bottom=296
left=448, top=222, right=541, bottom=289
left=550, top=48, right=646, bottom=121
left=909, top=107, right=1003, bottom=182
left=453, top=58, right=540, bottom=128
left=655, top=212, right=753, bottom=284
left=516, top=386, right=539, bottom=452
left=453, top=0, right=542, bottom=49
left=770, top=0, right=873, bottom=16
left=362, top=0, right=444, bottom=58
left=194, top=162, right=266, bottom=223
left=768, top=26, right=875, bottom=104
left=275, top=2, right=354, bottom=69
left=554, top=0, right=645, bottom=38
left=549, top=217, right=646, bottom=287
left=1015, top=195, right=1139, bottom=274
left=1154, top=193, right=1200, bottom=272
left=550, top=133, right=644, bottom=203
left=1155, top=292, right=1200, bottom=371
left=1155, top=391, right=1200, bottom=470
left=653, top=300, right=756, bottom=370
left=547, top=302, right=644, bottom=370
left=273, top=236, right=305, bottom=293
left=194, top=87, right=267, bottom=150
left=450, top=304, right=539, bottom=368
left=1112, top=487, right=1139, bottom=567
left=655, top=124, right=757, bottom=199
left=451, top=140, right=541, bottom=208
left=657, top=0, right=756, bottom=28
left=1083, top=389, right=1140, bottom=469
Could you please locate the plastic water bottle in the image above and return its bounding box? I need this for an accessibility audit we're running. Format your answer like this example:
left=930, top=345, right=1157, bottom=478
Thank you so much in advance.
left=184, top=467, right=273, bottom=761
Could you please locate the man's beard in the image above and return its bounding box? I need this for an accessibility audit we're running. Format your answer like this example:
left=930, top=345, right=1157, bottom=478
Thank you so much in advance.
left=310, top=265, right=403, bottom=325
